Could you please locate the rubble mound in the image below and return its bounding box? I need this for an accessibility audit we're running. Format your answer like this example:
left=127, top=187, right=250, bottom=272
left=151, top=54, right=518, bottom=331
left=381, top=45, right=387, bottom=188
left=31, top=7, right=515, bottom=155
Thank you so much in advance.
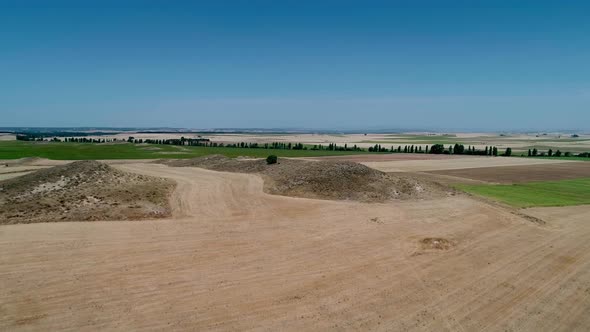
left=0, top=161, right=175, bottom=224
left=161, top=155, right=452, bottom=202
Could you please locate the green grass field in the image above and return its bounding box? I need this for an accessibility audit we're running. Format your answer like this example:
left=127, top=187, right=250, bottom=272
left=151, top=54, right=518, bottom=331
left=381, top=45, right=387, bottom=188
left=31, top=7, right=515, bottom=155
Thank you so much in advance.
left=456, top=178, right=590, bottom=208
left=0, top=141, right=370, bottom=160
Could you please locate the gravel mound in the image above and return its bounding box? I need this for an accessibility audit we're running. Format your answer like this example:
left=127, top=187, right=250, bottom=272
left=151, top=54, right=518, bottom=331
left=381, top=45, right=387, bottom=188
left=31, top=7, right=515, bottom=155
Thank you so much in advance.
left=0, top=161, right=175, bottom=224
left=160, top=155, right=452, bottom=202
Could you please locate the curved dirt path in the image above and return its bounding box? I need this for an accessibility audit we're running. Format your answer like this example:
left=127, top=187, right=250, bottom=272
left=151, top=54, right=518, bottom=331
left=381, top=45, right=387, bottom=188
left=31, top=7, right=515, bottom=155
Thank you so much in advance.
left=1, top=163, right=590, bottom=331
left=114, top=163, right=338, bottom=222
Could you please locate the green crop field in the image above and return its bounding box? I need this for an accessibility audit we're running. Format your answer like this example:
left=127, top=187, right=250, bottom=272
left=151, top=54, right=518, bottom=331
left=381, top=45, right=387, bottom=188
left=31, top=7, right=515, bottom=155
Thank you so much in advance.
left=0, top=141, right=370, bottom=160
left=456, top=178, right=590, bottom=208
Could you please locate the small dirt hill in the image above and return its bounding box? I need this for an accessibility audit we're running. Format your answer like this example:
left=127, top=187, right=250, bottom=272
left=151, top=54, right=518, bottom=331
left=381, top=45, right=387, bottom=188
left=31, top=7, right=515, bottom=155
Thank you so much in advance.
left=160, top=155, right=452, bottom=202
left=0, top=161, right=175, bottom=224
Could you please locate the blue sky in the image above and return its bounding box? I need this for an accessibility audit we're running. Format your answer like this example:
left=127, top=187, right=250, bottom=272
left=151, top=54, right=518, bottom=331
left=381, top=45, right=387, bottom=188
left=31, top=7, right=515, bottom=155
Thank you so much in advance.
left=1, top=0, right=589, bottom=130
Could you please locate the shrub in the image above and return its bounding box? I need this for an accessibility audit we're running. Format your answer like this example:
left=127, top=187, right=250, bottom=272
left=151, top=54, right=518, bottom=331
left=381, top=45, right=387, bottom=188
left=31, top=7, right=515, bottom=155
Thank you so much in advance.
left=266, top=155, right=278, bottom=164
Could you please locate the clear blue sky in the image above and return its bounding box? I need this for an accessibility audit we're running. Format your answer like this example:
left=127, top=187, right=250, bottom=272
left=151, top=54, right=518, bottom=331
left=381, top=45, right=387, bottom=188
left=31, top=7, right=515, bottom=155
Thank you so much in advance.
left=1, top=0, right=589, bottom=131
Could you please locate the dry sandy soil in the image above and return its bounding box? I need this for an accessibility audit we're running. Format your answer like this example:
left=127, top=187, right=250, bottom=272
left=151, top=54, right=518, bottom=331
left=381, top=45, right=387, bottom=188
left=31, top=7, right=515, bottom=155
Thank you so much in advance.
left=1, top=162, right=590, bottom=331
left=429, top=162, right=590, bottom=183
left=0, top=133, right=16, bottom=141
left=0, top=161, right=175, bottom=224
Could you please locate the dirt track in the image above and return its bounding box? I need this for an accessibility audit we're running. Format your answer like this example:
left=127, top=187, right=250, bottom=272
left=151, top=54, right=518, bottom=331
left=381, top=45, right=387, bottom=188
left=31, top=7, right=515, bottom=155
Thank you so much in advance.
left=1, top=163, right=590, bottom=331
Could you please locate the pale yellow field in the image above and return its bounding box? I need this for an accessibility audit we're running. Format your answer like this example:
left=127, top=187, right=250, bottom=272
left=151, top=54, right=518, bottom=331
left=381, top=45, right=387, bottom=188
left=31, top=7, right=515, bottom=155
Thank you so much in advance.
left=0, top=134, right=16, bottom=141
left=1, top=162, right=590, bottom=331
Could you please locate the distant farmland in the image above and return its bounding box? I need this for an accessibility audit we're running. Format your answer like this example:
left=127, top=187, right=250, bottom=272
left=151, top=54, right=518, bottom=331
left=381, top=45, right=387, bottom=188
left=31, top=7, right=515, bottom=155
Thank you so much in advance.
left=0, top=141, right=370, bottom=160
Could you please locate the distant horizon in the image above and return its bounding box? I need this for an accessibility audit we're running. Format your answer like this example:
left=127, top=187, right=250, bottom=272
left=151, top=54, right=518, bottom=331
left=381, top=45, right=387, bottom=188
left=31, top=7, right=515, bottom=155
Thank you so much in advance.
left=0, top=126, right=587, bottom=135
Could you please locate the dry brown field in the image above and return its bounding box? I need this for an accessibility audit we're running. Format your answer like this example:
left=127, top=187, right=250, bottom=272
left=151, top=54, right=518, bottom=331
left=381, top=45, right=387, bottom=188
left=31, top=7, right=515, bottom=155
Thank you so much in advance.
left=360, top=156, right=571, bottom=172
left=307, top=153, right=472, bottom=162
left=1, top=161, right=590, bottom=331
left=429, top=162, right=590, bottom=184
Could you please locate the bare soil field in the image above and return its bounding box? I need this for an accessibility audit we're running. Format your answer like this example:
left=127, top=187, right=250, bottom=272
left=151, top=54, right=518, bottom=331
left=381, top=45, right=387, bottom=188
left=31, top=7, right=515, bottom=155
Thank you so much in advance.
left=307, top=153, right=472, bottom=162
left=0, top=159, right=58, bottom=180
left=360, top=156, right=573, bottom=172
left=0, top=161, right=175, bottom=224
left=1, top=162, right=590, bottom=331
left=522, top=204, right=590, bottom=229
left=0, top=133, right=16, bottom=141
left=0, top=166, right=46, bottom=181
left=429, top=162, right=590, bottom=183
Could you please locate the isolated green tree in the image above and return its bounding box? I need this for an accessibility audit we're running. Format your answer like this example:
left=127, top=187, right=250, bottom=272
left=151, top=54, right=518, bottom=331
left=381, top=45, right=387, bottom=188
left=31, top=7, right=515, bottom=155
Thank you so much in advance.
left=266, top=155, right=278, bottom=165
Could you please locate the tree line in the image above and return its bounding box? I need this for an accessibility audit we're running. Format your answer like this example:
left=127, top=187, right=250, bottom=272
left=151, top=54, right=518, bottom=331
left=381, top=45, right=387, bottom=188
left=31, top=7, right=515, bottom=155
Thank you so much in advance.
left=367, top=143, right=510, bottom=156
left=527, top=148, right=590, bottom=158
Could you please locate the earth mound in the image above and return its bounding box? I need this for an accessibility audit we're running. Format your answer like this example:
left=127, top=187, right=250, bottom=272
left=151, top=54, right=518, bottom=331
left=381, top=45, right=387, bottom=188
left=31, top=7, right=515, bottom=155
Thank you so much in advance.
left=160, top=155, right=452, bottom=202
left=0, top=161, right=175, bottom=224
left=420, top=237, right=455, bottom=250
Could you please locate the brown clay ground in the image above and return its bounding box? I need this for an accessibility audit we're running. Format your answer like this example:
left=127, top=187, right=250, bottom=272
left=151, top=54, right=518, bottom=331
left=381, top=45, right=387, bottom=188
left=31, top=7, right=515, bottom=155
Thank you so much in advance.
left=1, top=162, right=590, bottom=331
left=428, top=162, right=590, bottom=183
left=360, top=157, right=574, bottom=172
left=307, top=154, right=473, bottom=162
